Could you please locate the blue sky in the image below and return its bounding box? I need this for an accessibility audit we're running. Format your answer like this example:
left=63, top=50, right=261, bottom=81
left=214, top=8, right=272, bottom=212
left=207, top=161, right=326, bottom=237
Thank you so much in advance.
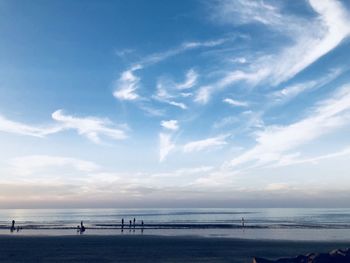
left=1, top=0, right=350, bottom=208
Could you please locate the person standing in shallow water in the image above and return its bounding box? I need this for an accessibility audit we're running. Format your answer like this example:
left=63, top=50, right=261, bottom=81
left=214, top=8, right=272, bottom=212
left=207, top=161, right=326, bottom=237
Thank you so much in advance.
left=129, top=220, right=132, bottom=229
left=121, top=218, right=124, bottom=229
left=133, top=218, right=136, bottom=228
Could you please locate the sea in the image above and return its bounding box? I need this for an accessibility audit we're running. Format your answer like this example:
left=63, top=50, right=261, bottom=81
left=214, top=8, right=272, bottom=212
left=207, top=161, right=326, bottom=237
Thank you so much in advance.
left=1, top=208, right=350, bottom=241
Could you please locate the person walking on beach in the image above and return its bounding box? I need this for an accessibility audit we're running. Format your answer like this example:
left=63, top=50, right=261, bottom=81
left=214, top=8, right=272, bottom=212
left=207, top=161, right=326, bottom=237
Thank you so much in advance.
left=80, top=221, right=86, bottom=233
left=10, top=220, right=15, bottom=232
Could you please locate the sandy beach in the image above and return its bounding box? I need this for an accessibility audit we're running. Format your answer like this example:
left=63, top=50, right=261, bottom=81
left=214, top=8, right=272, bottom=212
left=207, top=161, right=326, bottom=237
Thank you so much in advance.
left=0, top=235, right=349, bottom=263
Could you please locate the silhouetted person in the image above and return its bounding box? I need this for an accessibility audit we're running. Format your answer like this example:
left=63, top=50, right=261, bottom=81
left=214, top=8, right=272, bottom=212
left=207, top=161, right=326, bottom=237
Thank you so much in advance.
left=10, top=220, right=15, bottom=232
left=80, top=221, right=86, bottom=233
left=121, top=218, right=124, bottom=229
left=129, top=220, right=132, bottom=229
left=241, top=217, right=245, bottom=228
left=133, top=218, right=136, bottom=228
left=141, top=220, right=144, bottom=233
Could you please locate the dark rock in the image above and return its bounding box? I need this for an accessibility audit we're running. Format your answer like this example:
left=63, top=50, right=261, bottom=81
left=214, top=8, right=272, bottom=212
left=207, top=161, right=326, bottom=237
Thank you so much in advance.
left=253, top=248, right=350, bottom=263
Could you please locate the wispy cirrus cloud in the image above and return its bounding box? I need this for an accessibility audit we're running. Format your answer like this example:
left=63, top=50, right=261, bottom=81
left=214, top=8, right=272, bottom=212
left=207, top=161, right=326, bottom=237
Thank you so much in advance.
left=137, top=38, right=227, bottom=68
left=159, top=119, right=180, bottom=162
left=152, top=69, right=198, bottom=110
left=223, top=98, right=248, bottom=107
left=229, top=85, right=350, bottom=169
left=153, top=80, right=188, bottom=110
left=271, top=147, right=350, bottom=168
left=52, top=110, right=127, bottom=143
left=113, top=65, right=142, bottom=101
left=271, top=68, right=344, bottom=103
left=161, top=120, right=179, bottom=131
left=175, top=69, right=198, bottom=90
left=0, top=115, right=61, bottom=137
left=198, top=0, right=350, bottom=104
left=113, top=37, right=228, bottom=110
left=194, top=86, right=211, bottom=104
left=183, top=134, right=228, bottom=153
left=211, top=0, right=283, bottom=27
left=9, top=155, right=100, bottom=177
left=159, top=133, right=175, bottom=162
left=0, top=110, right=127, bottom=144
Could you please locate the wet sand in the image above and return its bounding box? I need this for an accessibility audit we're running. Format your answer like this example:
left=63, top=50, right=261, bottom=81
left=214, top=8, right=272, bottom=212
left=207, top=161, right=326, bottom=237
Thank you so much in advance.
left=0, top=235, right=349, bottom=263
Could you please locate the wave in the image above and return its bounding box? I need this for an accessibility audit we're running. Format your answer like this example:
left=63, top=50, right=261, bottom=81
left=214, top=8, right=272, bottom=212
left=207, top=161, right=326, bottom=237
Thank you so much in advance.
left=1, top=223, right=350, bottom=230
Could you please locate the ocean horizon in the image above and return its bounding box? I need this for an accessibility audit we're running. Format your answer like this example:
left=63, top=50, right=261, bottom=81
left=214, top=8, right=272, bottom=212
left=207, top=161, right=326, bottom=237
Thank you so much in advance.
left=1, top=208, right=350, bottom=241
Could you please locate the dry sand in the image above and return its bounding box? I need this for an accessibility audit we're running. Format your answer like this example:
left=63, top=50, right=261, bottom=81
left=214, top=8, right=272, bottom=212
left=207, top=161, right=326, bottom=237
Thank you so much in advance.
left=0, top=235, right=349, bottom=263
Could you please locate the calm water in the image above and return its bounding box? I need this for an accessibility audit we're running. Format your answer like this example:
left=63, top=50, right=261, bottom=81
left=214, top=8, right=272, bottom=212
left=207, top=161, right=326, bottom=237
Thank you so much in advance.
left=1, top=208, right=350, bottom=240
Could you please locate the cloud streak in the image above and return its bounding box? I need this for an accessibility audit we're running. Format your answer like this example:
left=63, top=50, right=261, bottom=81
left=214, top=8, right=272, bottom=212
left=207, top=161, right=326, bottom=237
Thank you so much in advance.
left=159, top=133, right=175, bottom=162
left=229, top=85, right=350, bottom=168
left=0, top=110, right=127, bottom=144
left=199, top=0, right=350, bottom=104
left=113, top=65, right=142, bottom=101
left=9, top=155, right=100, bottom=177
left=52, top=110, right=127, bottom=143
left=184, top=135, right=228, bottom=153
left=223, top=98, right=248, bottom=107
left=161, top=120, right=179, bottom=131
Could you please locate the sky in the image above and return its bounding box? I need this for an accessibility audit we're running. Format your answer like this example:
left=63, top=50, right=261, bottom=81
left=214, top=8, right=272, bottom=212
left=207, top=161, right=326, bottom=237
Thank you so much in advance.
left=1, top=0, right=350, bottom=208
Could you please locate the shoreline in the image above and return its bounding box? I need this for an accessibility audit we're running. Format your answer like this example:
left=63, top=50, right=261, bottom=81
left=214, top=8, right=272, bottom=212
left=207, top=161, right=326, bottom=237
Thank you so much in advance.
left=2, top=227, right=350, bottom=242
left=0, top=235, right=349, bottom=262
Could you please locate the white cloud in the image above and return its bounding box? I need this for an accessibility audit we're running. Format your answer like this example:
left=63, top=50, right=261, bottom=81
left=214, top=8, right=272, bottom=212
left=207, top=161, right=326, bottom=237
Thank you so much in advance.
left=137, top=38, right=227, bottom=68
left=52, top=110, right=127, bottom=143
left=267, top=0, right=350, bottom=85
left=9, top=155, right=100, bottom=177
left=272, top=68, right=343, bottom=102
left=176, top=69, right=198, bottom=90
left=201, top=0, right=350, bottom=103
left=113, top=65, right=142, bottom=101
left=0, top=115, right=61, bottom=137
left=223, top=98, right=248, bottom=107
left=115, top=37, right=228, bottom=111
left=161, top=120, right=179, bottom=131
left=212, top=0, right=283, bottom=27
left=273, top=147, right=350, bottom=168
left=167, top=100, right=187, bottom=110
left=153, top=81, right=188, bottom=110
left=194, top=86, right=212, bottom=104
left=183, top=135, right=228, bottom=153
left=229, top=85, right=350, bottom=168
left=159, top=133, right=175, bottom=162
left=0, top=110, right=127, bottom=144
left=181, top=39, right=227, bottom=49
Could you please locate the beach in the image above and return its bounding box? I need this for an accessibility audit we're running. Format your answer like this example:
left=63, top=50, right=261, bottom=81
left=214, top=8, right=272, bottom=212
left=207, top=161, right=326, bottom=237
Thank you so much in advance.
left=0, top=235, right=349, bottom=263
left=1, top=208, right=350, bottom=262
